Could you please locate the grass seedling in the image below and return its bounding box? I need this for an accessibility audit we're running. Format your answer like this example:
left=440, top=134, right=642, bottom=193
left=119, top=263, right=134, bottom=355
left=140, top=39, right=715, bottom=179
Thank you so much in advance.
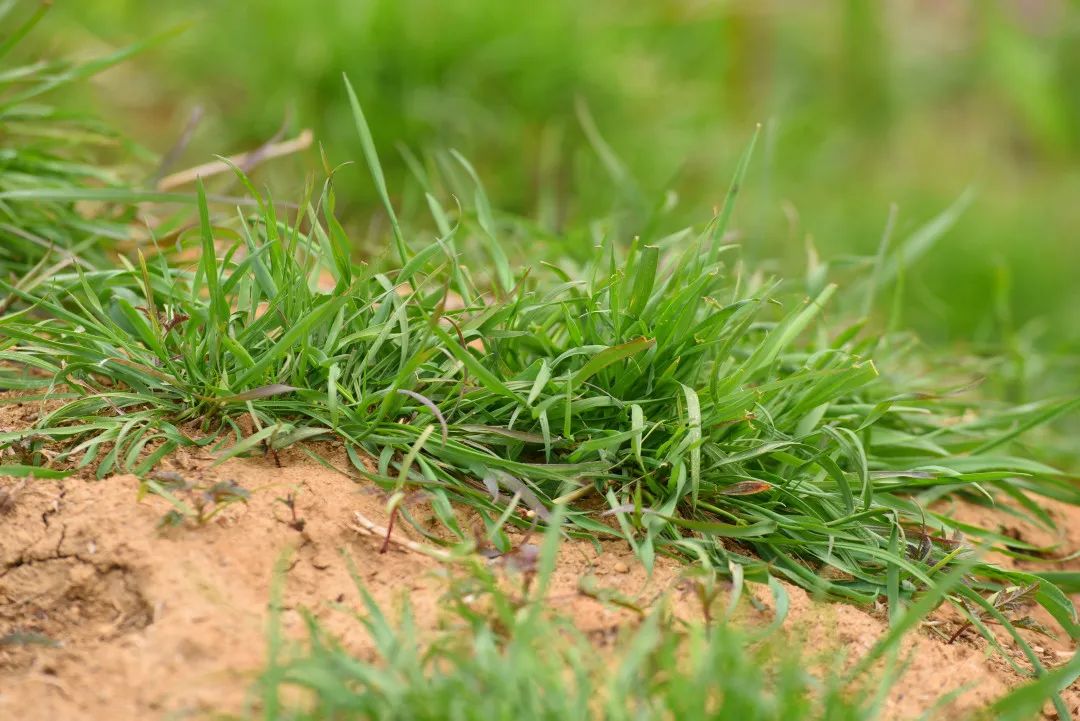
left=274, top=491, right=306, bottom=532
left=140, top=470, right=250, bottom=528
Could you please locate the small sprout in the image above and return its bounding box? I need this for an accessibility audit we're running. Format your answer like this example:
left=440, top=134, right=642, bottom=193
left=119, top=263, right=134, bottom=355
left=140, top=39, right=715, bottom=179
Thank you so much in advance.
left=157, top=509, right=187, bottom=529
left=190, top=479, right=249, bottom=523
left=906, top=534, right=933, bottom=563
left=986, top=584, right=1040, bottom=614
left=263, top=439, right=283, bottom=468
left=359, top=488, right=431, bottom=553
left=150, top=470, right=190, bottom=491
left=204, top=480, right=250, bottom=505
left=143, top=474, right=250, bottom=528
left=679, top=567, right=724, bottom=629
left=483, top=524, right=543, bottom=595
left=948, top=583, right=1042, bottom=644
left=275, top=492, right=306, bottom=532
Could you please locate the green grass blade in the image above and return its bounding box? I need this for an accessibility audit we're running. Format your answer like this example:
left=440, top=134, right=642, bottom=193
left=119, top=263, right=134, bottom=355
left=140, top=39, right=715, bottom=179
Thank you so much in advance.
left=343, top=74, right=408, bottom=264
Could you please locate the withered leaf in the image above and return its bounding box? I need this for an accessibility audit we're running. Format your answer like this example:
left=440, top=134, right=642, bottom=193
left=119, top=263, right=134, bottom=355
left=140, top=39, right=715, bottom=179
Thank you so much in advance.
left=719, top=480, right=772, bottom=496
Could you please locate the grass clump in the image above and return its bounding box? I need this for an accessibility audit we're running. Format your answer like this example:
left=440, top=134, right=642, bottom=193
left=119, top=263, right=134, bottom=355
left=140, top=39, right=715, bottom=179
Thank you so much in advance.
left=0, top=78, right=1076, bottom=711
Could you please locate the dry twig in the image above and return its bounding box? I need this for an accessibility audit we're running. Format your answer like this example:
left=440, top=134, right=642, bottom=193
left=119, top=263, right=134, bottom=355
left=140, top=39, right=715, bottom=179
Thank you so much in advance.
left=156, top=129, right=313, bottom=190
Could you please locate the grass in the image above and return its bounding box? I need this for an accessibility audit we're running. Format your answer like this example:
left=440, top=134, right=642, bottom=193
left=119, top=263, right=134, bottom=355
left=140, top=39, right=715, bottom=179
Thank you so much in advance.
left=0, top=0, right=127, bottom=274
left=1, top=5, right=1079, bottom=719
left=253, top=509, right=879, bottom=721
left=252, top=509, right=1074, bottom=721
left=2, top=68, right=1078, bottom=713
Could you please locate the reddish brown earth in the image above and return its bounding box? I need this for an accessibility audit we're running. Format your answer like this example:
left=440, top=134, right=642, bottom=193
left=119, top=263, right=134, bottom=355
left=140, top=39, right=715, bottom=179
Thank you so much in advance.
left=0, top=394, right=1077, bottom=721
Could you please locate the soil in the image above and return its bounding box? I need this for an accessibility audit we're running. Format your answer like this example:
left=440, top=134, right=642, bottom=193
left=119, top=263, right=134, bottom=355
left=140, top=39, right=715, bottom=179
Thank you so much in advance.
left=0, top=394, right=1077, bottom=721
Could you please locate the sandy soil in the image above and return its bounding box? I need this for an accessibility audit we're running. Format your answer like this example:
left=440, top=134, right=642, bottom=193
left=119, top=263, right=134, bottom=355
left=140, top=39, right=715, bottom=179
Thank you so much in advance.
left=0, top=395, right=1077, bottom=720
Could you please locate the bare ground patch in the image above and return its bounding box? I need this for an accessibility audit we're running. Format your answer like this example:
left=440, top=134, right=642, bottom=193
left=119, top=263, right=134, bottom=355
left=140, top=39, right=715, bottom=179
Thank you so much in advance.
left=0, top=395, right=1076, bottom=720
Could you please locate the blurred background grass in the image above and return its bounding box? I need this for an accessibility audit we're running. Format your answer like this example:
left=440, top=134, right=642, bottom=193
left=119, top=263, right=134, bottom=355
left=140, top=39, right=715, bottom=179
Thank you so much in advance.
left=25, top=0, right=1080, bottom=351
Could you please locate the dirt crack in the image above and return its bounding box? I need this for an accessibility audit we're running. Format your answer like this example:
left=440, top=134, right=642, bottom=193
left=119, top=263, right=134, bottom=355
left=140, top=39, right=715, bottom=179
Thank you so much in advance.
left=0, top=539, right=119, bottom=581
left=53, top=523, right=67, bottom=559
left=39, top=482, right=66, bottom=529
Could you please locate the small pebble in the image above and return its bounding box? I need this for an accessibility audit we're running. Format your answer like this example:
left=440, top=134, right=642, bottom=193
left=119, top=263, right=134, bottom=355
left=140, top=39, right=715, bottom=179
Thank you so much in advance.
left=613, top=561, right=630, bottom=574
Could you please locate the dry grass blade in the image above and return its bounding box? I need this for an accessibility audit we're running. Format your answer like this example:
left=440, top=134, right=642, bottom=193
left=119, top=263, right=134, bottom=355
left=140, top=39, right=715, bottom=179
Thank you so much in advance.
left=156, top=129, right=314, bottom=190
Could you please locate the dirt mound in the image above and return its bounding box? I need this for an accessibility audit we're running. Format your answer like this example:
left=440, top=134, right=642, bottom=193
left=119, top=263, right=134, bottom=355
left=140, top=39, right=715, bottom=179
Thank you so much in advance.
left=0, top=398, right=1077, bottom=720
left=0, top=440, right=672, bottom=720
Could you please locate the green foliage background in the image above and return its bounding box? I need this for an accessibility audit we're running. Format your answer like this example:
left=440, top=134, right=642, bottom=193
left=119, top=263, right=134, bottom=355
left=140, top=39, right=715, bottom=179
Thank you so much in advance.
left=38, top=0, right=1080, bottom=349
